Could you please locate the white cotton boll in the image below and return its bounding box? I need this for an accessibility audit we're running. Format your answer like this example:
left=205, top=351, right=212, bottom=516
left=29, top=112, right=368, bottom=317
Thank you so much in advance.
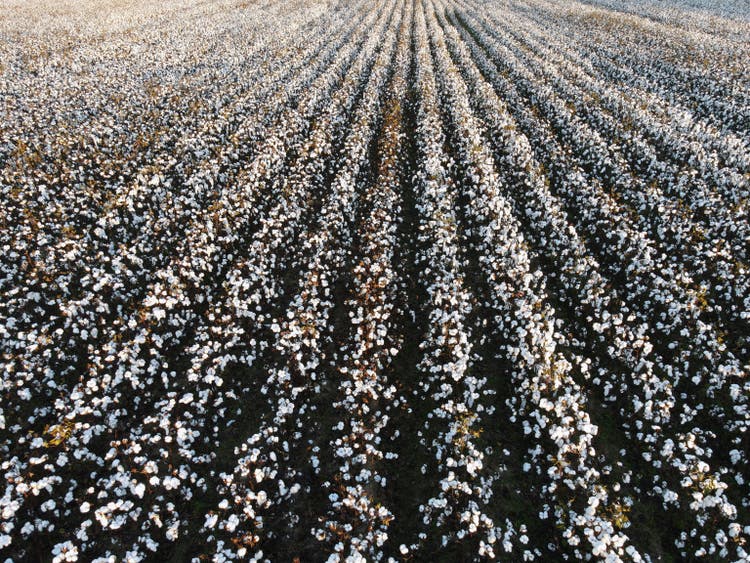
left=591, top=540, right=606, bottom=557
left=51, top=540, right=79, bottom=562
left=205, top=513, right=218, bottom=529
left=0, top=535, right=12, bottom=548
left=225, top=514, right=240, bottom=533
left=2, top=505, right=17, bottom=520
left=95, top=510, right=109, bottom=528
left=163, top=476, right=180, bottom=490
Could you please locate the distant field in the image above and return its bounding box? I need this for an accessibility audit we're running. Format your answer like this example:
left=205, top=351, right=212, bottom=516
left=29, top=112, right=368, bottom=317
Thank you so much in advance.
left=1, top=0, right=748, bottom=560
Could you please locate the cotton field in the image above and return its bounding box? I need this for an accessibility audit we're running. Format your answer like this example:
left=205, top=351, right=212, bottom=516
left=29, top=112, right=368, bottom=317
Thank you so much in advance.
left=1, top=0, right=749, bottom=560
